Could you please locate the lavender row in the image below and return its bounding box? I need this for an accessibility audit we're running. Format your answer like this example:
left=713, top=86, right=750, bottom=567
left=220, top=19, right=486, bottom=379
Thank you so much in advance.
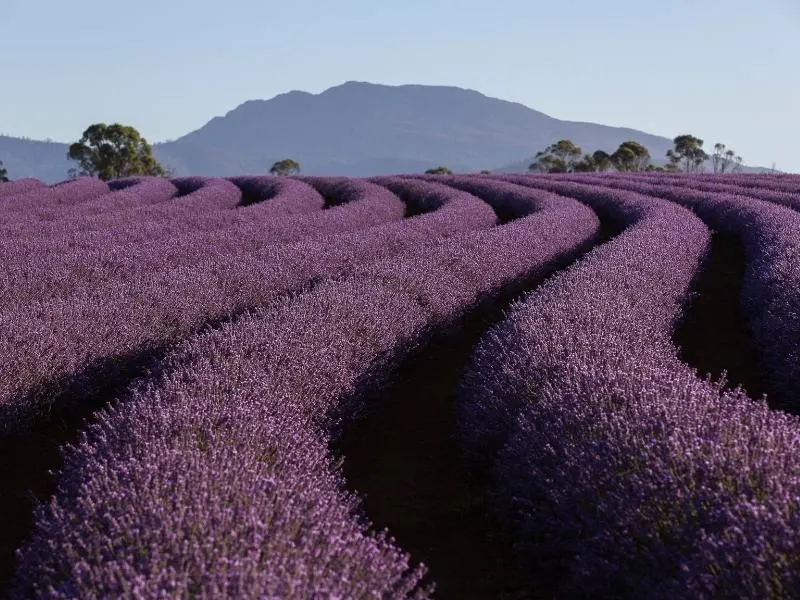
left=0, top=178, right=46, bottom=198
left=462, top=176, right=710, bottom=462
left=0, top=178, right=177, bottom=230
left=588, top=171, right=800, bottom=211
left=227, top=175, right=326, bottom=215
left=11, top=181, right=599, bottom=597
left=619, top=171, right=800, bottom=194
left=401, top=174, right=562, bottom=223
left=0, top=177, right=234, bottom=252
left=0, top=176, right=324, bottom=245
left=0, top=178, right=496, bottom=433
left=565, top=173, right=800, bottom=410
left=0, top=178, right=404, bottom=306
left=0, top=176, right=241, bottom=246
left=0, top=177, right=110, bottom=214
left=459, top=178, right=800, bottom=596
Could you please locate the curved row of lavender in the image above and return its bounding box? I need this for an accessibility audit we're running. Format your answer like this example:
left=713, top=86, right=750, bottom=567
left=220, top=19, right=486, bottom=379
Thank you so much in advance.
left=0, top=177, right=241, bottom=269
left=227, top=175, right=326, bottom=215
left=11, top=179, right=600, bottom=597
left=0, top=175, right=324, bottom=251
left=622, top=171, right=800, bottom=194
left=1, top=178, right=177, bottom=230
left=0, top=177, right=496, bottom=433
left=0, top=176, right=316, bottom=269
left=0, top=178, right=109, bottom=215
left=460, top=176, right=709, bottom=464
left=0, top=177, right=405, bottom=306
left=564, top=173, right=800, bottom=411
left=716, top=173, right=800, bottom=194
left=458, top=177, right=800, bottom=596
left=593, top=171, right=800, bottom=210
left=0, top=178, right=46, bottom=198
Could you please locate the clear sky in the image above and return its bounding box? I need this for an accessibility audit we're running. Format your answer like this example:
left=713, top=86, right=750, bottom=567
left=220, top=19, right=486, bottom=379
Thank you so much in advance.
left=2, top=0, right=798, bottom=171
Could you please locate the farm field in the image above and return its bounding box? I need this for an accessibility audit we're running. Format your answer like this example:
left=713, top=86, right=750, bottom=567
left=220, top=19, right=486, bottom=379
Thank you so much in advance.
left=1, top=172, right=800, bottom=598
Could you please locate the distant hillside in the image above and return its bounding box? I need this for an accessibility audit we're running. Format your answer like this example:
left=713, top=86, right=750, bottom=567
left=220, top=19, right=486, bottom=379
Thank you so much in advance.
left=0, top=81, right=774, bottom=182
left=0, top=136, right=71, bottom=183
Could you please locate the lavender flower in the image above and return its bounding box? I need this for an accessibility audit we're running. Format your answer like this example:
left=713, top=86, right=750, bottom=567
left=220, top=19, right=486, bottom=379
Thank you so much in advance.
left=11, top=177, right=598, bottom=597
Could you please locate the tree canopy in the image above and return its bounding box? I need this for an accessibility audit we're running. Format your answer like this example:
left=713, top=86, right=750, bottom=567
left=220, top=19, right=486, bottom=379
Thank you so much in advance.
left=0, top=160, right=8, bottom=182
left=269, top=159, right=301, bottom=176
left=572, top=150, right=614, bottom=172
left=610, top=141, right=651, bottom=172
left=666, top=134, right=708, bottom=172
left=424, top=166, right=453, bottom=175
left=529, top=140, right=583, bottom=173
left=711, top=142, right=743, bottom=173
left=531, top=140, right=660, bottom=173
left=67, top=123, right=167, bottom=181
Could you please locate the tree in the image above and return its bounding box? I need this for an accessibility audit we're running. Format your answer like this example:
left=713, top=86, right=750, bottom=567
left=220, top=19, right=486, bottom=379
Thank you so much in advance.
left=529, top=139, right=583, bottom=173
left=666, top=134, right=708, bottom=172
left=0, top=160, right=8, bottom=182
left=269, top=159, right=301, bottom=176
left=711, top=143, right=743, bottom=173
left=611, top=141, right=651, bottom=172
left=572, top=154, right=598, bottom=172
left=571, top=149, right=615, bottom=172
left=480, top=169, right=491, bottom=174
left=67, top=123, right=167, bottom=181
left=591, top=150, right=613, bottom=172
left=425, top=166, right=452, bottom=175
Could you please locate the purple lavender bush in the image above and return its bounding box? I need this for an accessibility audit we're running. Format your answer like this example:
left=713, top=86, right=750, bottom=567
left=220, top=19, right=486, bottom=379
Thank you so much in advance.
left=460, top=176, right=800, bottom=597
left=227, top=175, right=326, bottom=214
left=462, top=176, right=710, bottom=466
left=590, top=171, right=800, bottom=210
left=0, top=177, right=178, bottom=232
left=0, top=177, right=495, bottom=433
left=0, top=178, right=45, bottom=198
left=11, top=179, right=599, bottom=597
left=0, top=176, right=404, bottom=306
left=564, top=173, right=800, bottom=411
left=0, top=177, right=109, bottom=214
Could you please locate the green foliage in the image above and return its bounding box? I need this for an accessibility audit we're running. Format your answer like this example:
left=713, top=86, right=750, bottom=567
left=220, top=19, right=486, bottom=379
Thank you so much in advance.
left=424, top=165, right=453, bottom=175
left=591, top=150, right=613, bottom=172
left=269, top=159, right=301, bottom=176
left=480, top=169, right=491, bottom=174
left=572, top=155, right=598, bottom=172
left=611, top=141, right=651, bottom=172
left=666, top=134, right=708, bottom=173
left=711, top=143, right=743, bottom=173
left=0, top=160, right=8, bottom=182
left=67, top=123, right=167, bottom=181
left=529, top=139, right=583, bottom=173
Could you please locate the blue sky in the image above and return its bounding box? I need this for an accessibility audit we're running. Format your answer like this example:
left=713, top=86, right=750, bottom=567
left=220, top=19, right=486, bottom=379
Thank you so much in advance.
left=2, top=0, right=798, bottom=171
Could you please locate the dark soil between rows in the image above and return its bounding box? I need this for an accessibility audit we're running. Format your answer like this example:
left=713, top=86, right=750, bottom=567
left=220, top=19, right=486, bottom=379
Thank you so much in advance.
left=336, top=228, right=619, bottom=598
left=674, top=233, right=767, bottom=401
left=339, top=314, right=534, bottom=599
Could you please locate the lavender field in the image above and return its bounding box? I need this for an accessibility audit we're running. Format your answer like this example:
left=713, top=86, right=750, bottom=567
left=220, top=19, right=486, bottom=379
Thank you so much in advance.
left=2, top=172, right=800, bottom=599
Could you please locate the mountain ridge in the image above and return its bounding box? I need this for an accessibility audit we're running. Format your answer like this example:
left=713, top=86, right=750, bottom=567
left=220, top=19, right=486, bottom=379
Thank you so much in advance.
left=0, top=81, right=772, bottom=182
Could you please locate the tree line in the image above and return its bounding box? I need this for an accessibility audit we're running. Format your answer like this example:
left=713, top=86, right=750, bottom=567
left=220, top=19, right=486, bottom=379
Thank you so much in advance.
left=424, top=136, right=745, bottom=176
left=524, top=135, right=743, bottom=174
left=0, top=123, right=752, bottom=184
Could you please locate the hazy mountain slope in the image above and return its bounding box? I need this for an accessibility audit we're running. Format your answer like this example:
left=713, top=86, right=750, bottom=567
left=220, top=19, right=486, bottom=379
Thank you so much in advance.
left=158, top=81, right=675, bottom=175
left=0, top=81, right=771, bottom=181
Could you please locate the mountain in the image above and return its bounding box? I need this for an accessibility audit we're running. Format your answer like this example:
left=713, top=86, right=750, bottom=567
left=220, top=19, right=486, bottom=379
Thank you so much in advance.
left=0, top=136, right=72, bottom=183
left=155, top=81, right=679, bottom=176
left=0, top=81, right=773, bottom=182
